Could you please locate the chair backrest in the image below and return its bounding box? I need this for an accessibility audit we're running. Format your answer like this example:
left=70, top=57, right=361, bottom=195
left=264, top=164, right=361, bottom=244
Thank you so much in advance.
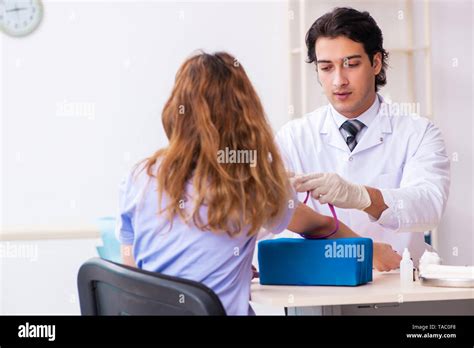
left=77, top=257, right=226, bottom=316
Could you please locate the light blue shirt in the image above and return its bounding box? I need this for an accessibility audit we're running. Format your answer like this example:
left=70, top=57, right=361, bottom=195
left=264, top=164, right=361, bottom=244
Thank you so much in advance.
left=330, top=93, right=381, bottom=143
left=115, top=162, right=296, bottom=315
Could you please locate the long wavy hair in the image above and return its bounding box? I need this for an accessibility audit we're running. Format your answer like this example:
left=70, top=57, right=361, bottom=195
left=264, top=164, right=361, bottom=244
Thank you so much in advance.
left=141, top=51, right=291, bottom=237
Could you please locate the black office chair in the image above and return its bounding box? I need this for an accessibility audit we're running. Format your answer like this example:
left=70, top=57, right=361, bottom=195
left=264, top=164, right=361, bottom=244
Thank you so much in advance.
left=77, top=257, right=226, bottom=316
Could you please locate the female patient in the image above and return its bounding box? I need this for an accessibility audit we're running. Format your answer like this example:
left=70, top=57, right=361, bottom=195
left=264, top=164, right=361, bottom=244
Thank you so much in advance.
left=116, top=51, right=399, bottom=315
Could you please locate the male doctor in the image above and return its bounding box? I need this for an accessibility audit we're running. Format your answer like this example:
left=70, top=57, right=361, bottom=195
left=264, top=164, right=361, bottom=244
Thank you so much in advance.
left=277, top=8, right=450, bottom=268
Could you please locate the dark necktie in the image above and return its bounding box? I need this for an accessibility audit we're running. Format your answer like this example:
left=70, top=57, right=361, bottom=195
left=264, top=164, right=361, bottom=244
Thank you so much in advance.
left=340, top=120, right=365, bottom=151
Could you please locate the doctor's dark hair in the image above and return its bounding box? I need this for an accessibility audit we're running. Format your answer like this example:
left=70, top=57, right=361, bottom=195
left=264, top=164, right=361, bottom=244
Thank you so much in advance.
left=305, top=7, right=389, bottom=91
left=141, top=51, right=292, bottom=237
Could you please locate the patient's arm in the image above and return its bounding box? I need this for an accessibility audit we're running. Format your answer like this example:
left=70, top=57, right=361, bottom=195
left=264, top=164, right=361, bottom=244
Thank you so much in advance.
left=287, top=203, right=402, bottom=271
left=287, top=202, right=359, bottom=239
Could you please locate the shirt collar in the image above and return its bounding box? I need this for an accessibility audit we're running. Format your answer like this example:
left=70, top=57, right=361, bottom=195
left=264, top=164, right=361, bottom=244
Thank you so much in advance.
left=330, top=93, right=381, bottom=129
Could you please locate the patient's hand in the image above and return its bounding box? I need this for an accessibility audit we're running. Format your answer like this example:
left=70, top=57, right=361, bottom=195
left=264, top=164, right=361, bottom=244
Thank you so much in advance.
left=373, top=242, right=402, bottom=272
left=251, top=264, right=259, bottom=279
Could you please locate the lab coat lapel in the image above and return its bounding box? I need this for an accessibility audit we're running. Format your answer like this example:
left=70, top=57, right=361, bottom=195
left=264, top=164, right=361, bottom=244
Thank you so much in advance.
left=320, top=110, right=350, bottom=153
left=350, top=107, right=393, bottom=156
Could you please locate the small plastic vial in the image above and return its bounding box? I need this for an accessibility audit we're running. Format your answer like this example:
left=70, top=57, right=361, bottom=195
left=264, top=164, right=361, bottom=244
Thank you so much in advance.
left=400, top=248, right=414, bottom=287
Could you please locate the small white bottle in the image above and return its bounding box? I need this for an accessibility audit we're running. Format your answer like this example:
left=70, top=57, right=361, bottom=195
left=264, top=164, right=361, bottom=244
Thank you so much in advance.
left=400, top=248, right=414, bottom=287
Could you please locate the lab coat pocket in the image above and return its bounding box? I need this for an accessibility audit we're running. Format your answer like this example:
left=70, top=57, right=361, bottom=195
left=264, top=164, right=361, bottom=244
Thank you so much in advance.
left=374, top=170, right=402, bottom=189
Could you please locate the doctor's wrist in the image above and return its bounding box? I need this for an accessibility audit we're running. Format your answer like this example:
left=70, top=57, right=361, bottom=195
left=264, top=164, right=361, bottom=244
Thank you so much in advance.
left=363, top=186, right=388, bottom=220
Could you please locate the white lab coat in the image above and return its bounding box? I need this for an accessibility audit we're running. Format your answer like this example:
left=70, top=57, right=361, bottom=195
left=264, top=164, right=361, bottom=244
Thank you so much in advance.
left=274, top=95, right=450, bottom=264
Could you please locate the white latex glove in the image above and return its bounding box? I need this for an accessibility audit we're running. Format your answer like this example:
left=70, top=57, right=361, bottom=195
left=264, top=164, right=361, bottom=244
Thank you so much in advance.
left=287, top=171, right=304, bottom=190
left=294, top=173, right=371, bottom=210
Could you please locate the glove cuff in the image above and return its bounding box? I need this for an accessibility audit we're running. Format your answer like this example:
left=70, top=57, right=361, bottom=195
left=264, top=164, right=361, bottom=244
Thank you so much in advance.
left=358, top=185, right=372, bottom=210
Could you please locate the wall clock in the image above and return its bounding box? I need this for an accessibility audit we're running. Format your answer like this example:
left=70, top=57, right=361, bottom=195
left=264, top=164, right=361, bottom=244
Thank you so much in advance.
left=1, top=0, right=43, bottom=37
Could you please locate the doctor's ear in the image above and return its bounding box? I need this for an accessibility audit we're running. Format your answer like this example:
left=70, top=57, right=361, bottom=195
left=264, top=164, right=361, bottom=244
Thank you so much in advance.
left=372, top=52, right=383, bottom=75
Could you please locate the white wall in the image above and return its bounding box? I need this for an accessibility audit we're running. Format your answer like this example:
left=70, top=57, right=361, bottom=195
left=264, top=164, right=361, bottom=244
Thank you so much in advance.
left=0, top=239, right=99, bottom=314
left=1, top=0, right=290, bottom=232
left=430, top=0, right=473, bottom=266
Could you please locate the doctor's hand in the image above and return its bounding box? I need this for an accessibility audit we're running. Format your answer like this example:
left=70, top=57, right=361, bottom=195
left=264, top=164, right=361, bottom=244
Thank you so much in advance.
left=287, top=171, right=304, bottom=190
left=373, top=242, right=402, bottom=272
left=294, top=173, right=371, bottom=210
